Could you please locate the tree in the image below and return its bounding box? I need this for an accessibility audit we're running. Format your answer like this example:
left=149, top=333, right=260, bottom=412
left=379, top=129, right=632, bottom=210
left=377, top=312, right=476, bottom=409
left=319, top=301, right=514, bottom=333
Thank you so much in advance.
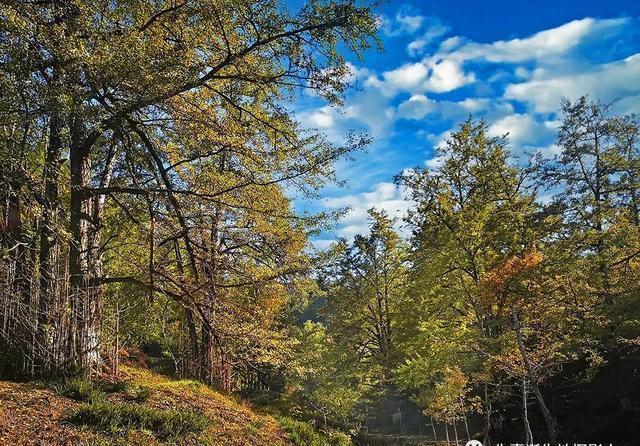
left=0, top=0, right=378, bottom=377
left=286, top=321, right=368, bottom=429
left=396, top=119, right=563, bottom=442
left=322, top=209, right=408, bottom=380
left=541, top=97, right=640, bottom=350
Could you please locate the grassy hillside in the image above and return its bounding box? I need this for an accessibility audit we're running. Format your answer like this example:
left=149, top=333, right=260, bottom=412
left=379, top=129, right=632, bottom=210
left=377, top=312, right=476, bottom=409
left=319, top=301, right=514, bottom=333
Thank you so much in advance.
left=0, top=366, right=345, bottom=446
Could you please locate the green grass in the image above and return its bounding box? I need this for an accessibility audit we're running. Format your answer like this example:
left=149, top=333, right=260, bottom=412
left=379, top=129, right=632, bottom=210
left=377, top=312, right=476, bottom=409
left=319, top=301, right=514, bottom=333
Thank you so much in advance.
left=278, top=417, right=353, bottom=446
left=326, top=431, right=353, bottom=446
left=69, top=401, right=210, bottom=439
left=127, top=384, right=152, bottom=402
left=50, top=377, right=105, bottom=403
left=244, top=418, right=266, bottom=435
left=45, top=375, right=138, bottom=405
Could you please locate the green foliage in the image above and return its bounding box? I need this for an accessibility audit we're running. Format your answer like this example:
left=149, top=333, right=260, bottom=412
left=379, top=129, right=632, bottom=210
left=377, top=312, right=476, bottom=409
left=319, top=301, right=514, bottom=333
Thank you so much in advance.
left=278, top=417, right=353, bottom=446
left=70, top=401, right=209, bottom=439
left=127, top=385, right=152, bottom=403
left=53, top=377, right=105, bottom=403
left=99, top=380, right=129, bottom=394
left=278, top=417, right=320, bottom=446
left=322, top=209, right=408, bottom=371
left=326, top=430, right=354, bottom=446
left=286, top=320, right=367, bottom=427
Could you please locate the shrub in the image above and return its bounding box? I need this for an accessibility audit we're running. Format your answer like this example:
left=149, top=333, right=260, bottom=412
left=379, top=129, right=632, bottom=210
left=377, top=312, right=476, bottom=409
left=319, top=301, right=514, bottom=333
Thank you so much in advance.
left=70, top=401, right=209, bottom=439
left=279, top=417, right=323, bottom=446
left=327, top=430, right=353, bottom=446
left=98, top=379, right=129, bottom=394
left=47, top=376, right=131, bottom=403
left=53, top=377, right=104, bottom=403
left=278, top=417, right=353, bottom=446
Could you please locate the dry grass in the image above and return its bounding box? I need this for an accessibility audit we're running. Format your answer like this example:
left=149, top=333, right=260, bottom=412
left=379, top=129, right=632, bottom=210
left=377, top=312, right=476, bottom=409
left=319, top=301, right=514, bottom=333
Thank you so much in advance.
left=0, top=366, right=289, bottom=446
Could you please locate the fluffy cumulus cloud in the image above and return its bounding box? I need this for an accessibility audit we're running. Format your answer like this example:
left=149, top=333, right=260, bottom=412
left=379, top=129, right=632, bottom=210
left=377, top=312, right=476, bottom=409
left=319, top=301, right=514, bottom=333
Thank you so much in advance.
left=441, top=18, right=628, bottom=64
left=487, top=114, right=555, bottom=146
left=300, top=10, right=640, bottom=241
left=407, top=18, right=451, bottom=56
left=365, top=57, right=474, bottom=96
left=366, top=62, right=429, bottom=96
left=505, top=54, right=640, bottom=113
left=323, top=182, right=412, bottom=239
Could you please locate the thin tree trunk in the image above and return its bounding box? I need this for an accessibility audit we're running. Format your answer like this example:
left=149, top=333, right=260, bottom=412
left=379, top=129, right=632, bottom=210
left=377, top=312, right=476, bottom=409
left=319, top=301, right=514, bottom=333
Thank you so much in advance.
left=512, top=308, right=559, bottom=443
left=430, top=416, right=438, bottom=441
left=483, top=383, right=492, bottom=446
left=522, top=377, right=534, bottom=444
left=445, top=423, right=450, bottom=445
left=453, top=420, right=459, bottom=445
left=464, top=416, right=470, bottom=441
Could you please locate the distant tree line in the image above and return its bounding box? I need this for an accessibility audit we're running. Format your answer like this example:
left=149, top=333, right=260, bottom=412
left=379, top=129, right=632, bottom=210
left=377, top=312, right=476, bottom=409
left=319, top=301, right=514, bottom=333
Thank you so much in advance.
left=291, top=98, right=640, bottom=444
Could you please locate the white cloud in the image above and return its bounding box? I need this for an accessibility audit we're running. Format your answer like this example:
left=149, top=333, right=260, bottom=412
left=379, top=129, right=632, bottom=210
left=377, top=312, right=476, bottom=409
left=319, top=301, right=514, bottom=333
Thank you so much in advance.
left=407, top=19, right=451, bottom=56
left=366, top=57, right=475, bottom=96
left=425, top=154, right=446, bottom=170
left=397, top=94, right=435, bottom=119
left=379, top=5, right=426, bottom=37
left=424, top=58, right=475, bottom=93
left=324, top=182, right=412, bottom=238
left=398, top=95, right=514, bottom=123
left=441, top=18, right=628, bottom=64
left=505, top=53, right=640, bottom=113
left=439, top=36, right=464, bottom=52
left=366, top=62, right=429, bottom=96
left=487, top=114, right=551, bottom=146
left=396, top=9, right=424, bottom=34
left=303, top=106, right=335, bottom=129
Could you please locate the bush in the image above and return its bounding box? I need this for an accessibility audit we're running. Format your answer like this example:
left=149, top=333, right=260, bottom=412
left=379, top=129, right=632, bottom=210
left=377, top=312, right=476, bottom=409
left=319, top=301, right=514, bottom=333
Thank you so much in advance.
left=70, top=401, right=209, bottom=439
left=327, top=431, right=353, bottom=446
left=279, top=417, right=323, bottom=446
left=47, top=376, right=131, bottom=403
left=53, top=377, right=104, bottom=403
left=278, top=417, right=353, bottom=446
left=98, top=379, right=129, bottom=394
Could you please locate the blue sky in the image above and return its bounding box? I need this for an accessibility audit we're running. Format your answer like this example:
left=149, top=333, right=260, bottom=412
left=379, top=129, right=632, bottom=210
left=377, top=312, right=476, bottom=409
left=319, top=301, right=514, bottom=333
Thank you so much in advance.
left=293, top=1, right=640, bottom=248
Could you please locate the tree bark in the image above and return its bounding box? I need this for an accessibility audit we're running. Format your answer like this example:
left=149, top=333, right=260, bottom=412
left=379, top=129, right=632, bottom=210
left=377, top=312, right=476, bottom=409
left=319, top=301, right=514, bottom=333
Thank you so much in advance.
left=37, top=104, right=63, bottom=372
left=512, top=308, right=559, bottom=443
left=69, top=117, right=100, bottom=371
left=522, top=377, right=534, bottom=445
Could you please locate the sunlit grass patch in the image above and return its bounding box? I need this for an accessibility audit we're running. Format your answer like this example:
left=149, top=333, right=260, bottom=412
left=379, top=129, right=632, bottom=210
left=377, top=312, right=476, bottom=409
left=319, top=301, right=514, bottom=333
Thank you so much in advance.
left=278, top=416, right=353, bottom=446
left=69, top=401, right=210, bottom=439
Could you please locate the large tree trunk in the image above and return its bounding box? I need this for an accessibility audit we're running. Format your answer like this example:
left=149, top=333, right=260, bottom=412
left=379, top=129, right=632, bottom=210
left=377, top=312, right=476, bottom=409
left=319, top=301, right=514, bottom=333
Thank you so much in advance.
left=37, top=105, right=64, bottom=373
left=69, top=117, right=101, bottom=371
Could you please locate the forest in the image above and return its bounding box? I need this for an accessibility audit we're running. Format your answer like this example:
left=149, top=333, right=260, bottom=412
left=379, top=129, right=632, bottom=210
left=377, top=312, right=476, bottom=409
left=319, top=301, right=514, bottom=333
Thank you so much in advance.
left=1, top=1, right=639, bottom=445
